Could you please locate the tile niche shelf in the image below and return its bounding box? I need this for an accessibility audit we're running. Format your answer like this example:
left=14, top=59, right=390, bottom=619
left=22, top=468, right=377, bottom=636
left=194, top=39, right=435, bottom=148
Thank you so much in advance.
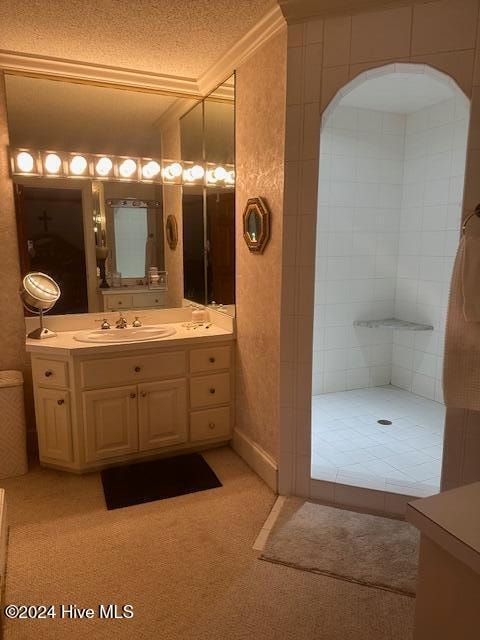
left=353, top=318, right=434, bottom=331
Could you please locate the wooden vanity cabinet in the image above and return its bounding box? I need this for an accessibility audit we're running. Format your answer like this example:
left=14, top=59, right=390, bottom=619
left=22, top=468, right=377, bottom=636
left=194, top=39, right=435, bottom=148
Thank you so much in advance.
left=30, top=342, right=233, bottom=472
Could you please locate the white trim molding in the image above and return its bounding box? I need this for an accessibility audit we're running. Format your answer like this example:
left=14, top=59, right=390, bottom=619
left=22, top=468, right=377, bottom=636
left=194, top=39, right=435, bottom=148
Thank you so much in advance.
left=232, top=428, right=278, bottom=492
left=0, top=6, right=285, bottom=101
left=0, top=49, right=201, bottom=97
left=198, top=5, right=286, bottom=96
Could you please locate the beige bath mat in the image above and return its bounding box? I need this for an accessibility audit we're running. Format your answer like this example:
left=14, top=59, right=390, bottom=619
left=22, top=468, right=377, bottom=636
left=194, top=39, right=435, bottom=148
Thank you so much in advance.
left=260, top=498, right=419, bottom=596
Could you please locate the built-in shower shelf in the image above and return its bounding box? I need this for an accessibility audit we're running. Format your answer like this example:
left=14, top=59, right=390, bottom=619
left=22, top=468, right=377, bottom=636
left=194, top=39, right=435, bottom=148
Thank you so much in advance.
left=353, top=318, right=434, bottom=331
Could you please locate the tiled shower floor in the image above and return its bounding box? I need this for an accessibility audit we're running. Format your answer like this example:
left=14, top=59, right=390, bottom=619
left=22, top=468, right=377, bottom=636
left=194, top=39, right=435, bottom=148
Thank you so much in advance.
left=311, top=385, right=444, bottom=497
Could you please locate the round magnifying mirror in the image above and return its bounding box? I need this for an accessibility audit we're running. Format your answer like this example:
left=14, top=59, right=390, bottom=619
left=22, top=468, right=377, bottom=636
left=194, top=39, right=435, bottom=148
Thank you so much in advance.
left=21, top=272, right=61, bottom=339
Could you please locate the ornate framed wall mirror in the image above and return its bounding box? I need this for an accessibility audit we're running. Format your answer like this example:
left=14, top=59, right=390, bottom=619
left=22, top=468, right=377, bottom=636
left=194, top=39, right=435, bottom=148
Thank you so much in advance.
left=165, top=214, right=178, bottom=250
left=243, top=197, right=270, bottom=254
left=5, top=70, right=235, bottom=316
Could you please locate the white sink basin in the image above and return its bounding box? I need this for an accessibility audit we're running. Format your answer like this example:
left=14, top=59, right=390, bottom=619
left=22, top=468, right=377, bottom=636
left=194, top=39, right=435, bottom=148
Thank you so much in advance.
left=73, top=325, right=176, bottom=344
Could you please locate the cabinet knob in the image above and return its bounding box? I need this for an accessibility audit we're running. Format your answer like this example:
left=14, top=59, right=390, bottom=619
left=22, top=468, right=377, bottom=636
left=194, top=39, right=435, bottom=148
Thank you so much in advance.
left=140, top=391, right=147, bottom=397
left=208, top=422, right=215, bottom=430
left=155, top=299, right=159, bottom=303
left=45, top=370, right=53, bottom=377
left=57, top=398, right=64, bottom=405
left=134, top=366, right=141, bottom=372
left=209, top=388, right=216, bottom=395
left=118, top=301, right=123, bottom=305
left=130, top=392, right=136, bottom=399
left=209, top=357, right=216, bottom=363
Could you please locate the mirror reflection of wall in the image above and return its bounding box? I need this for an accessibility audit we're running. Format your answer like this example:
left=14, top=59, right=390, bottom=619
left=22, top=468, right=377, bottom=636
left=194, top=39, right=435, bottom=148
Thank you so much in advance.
left=181, top=74, right=235, bottom=308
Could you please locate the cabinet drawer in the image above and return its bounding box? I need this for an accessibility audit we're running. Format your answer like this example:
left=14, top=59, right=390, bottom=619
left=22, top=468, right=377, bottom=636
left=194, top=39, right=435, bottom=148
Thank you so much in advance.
left=80, top=351, right=186, bottom=388
left=190, top=406, right=230, bottom=442
left=132, top=292, right=166, bottom=309
left=105, top=294, right=133, bottom=310
left=32, top=358, right=68, bottom=388
left=190, top=372, right=230, bottom=409
left=190, top=345, right=231, bottom=374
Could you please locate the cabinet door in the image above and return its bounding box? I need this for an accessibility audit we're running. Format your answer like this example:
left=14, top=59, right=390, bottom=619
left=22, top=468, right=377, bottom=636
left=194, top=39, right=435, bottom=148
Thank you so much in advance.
left=36, top=388, right=73, bottom=463
left=138, top=379, right=187, bottom=451
left=83, top=386, right=138, bottom=462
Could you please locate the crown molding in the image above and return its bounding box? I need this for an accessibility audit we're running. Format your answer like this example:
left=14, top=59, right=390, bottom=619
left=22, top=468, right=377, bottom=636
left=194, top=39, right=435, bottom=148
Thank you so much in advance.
left=0, top=4, right=285, bottom=124
left=197, top=5, right=286, bottom=96
left=0, top=49, right=201, bottom=98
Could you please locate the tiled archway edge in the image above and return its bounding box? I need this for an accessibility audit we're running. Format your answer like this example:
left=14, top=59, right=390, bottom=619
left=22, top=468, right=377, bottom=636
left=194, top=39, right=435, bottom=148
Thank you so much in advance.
left=322, top=62, right=469, bottom=126
left=278, top=1, right=480, bottom=510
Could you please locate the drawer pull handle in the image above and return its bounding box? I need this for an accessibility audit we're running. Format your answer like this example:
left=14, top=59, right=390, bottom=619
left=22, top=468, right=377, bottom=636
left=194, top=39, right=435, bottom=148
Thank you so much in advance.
left=45, top=370, right=53, bottom=377
left=208, top=422, right=216, bottom=430
left=118, top=301, right=123, bottom=305
left=209, top=388, right=216, bottom=394
left=209, top=357, right=216, bottom=363
left=155, top=299, right=159, bottom=303
left=140, top=391, right=147, bottom=398
left=57, top=399, right=65, bottom=405
left=130, top=392, right=136, bottom=399
left=134, top=366, right=141, bottom=372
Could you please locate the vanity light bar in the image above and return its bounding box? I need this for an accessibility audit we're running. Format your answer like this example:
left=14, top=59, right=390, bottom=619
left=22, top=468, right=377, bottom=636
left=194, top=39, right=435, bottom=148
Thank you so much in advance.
left=10, top=149, right=235, bottom=187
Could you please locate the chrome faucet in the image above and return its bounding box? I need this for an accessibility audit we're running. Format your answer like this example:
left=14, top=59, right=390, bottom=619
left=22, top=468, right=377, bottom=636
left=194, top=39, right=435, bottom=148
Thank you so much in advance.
left=115, top=312, right=128, bottom=329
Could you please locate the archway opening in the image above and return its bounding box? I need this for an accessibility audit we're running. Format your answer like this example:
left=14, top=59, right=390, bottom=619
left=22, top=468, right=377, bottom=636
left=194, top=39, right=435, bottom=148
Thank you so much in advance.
left=311, top=65, right=469, bottom=498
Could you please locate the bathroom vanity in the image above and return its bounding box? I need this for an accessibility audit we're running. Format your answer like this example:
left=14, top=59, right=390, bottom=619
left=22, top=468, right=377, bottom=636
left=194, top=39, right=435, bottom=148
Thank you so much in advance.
left=26, top=312, right=234, bottom=473
left=100, top=288, right=167, bottom=311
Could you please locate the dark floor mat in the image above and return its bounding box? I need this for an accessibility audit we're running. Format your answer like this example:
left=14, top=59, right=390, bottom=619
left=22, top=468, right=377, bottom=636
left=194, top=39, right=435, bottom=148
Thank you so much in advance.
left=100, top=452, right=222, bottom=510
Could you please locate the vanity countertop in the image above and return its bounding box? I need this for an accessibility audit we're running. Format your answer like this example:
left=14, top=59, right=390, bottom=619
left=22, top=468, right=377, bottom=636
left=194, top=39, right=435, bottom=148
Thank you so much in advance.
left=406, top=482, right=480, bottom=575
left=26, top=322, right=234, bottom=356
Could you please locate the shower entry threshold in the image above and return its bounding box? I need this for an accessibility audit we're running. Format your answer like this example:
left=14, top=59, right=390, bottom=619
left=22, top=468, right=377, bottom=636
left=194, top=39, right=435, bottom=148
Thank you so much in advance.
left=354, top=318, right=433, bottom=331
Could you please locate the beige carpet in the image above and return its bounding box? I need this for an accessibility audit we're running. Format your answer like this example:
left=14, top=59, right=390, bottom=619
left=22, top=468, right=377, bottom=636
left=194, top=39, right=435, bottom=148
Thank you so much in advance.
left=0, top=447, right=414, bottom=639
left=261, top=498, right=419, bottom=596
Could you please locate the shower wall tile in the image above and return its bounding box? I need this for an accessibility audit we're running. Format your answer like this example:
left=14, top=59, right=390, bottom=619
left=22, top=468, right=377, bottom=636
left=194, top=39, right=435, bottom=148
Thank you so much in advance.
left=393, top=96, right=468, bottom=400
left=313, top=104, right=404, bottom=393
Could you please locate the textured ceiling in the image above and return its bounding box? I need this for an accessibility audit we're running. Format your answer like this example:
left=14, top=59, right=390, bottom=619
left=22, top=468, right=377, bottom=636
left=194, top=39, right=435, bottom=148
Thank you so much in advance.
left=340, top=73, right=455, bottom=114
left=5, top=74, right=180, bottom=157
left=0, top=0, right=275, bottom=78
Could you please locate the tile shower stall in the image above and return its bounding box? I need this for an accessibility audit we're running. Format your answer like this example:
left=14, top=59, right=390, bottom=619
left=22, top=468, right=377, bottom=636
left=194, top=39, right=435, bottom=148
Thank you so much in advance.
left=312, top=69, right=469, bottom=497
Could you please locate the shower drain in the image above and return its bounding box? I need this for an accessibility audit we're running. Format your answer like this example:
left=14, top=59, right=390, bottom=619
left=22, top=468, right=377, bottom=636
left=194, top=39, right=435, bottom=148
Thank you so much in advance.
left=377, top=419, right=393, bottom=426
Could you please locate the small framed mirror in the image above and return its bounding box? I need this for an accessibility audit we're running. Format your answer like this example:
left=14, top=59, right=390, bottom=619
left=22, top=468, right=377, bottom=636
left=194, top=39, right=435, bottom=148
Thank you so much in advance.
left=166, top=214, right=178, bottom=250
left=242, top=197, right=270, bottom=254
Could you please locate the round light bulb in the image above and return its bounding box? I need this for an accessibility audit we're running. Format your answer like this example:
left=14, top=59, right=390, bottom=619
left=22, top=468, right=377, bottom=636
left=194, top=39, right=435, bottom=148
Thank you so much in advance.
left=225, top=170, right=235, bottom=185
left=119, top=158, right=137, bottom=178
left=168, top=162, right=182, bottom=178
left=191, top=164, right=205, bottom=180
left=44, top=153, right=62, bottom=174
left=70, top=155, right=87, bottom=175
left=213, top=166, right=227, bottom=181
left=142, top=160, right=161, bottom=179
left=95, top=157, right=113, bottom=176
left=16, top=151, right=34, bottom=173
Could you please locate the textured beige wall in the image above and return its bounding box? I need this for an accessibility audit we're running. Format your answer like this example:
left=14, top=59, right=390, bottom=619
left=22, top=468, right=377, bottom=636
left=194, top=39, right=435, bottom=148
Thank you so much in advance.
left=235, top=30, right=287, bottom=462
left=0, top=73, right=32, bottom=429
left=161, top=122, right=184, bottom=308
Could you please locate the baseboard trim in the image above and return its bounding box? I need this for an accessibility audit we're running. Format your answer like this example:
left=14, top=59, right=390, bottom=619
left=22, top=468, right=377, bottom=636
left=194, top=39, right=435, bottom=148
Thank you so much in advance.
left=232, top=429, right=278, bottom=492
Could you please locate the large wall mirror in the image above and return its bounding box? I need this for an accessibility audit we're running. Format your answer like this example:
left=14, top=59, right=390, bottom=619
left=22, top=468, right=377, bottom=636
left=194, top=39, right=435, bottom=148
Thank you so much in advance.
left=181, top=75, right=235, bottom=311
left=5, top=71, right=235, bottom=316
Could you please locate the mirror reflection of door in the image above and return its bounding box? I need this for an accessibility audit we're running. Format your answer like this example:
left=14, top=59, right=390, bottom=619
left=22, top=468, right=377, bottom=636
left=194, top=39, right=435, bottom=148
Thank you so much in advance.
left=182, top=191, right=205, bottom=304
left=206, top=191, right=235, bottom=304
left=247, top=211, right=260, bottom=243
left=14, top=184, right=88, bottom=314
